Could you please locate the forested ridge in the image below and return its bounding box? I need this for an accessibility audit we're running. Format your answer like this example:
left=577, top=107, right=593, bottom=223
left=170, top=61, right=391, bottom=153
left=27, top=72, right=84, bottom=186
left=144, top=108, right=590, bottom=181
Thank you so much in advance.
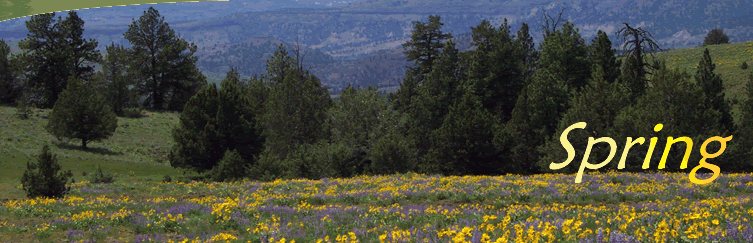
left=2, top=7, right=752, bottom=184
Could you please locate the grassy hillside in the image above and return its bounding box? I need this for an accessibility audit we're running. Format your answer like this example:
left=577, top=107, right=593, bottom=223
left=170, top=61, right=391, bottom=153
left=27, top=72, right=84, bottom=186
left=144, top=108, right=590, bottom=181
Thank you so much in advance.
left=622, top=41, right=753, bottom=124
left=0, top=105, right=192, bottom=200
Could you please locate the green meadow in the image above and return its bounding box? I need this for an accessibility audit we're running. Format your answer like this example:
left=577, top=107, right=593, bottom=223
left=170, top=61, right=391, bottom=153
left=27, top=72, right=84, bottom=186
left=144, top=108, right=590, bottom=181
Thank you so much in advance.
left=633, top=41, right=753, bottom=123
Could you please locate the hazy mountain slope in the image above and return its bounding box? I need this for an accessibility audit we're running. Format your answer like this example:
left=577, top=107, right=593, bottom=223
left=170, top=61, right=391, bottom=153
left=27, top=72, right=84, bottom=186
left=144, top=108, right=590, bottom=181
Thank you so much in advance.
left=2, top=0, right=753, bottom=92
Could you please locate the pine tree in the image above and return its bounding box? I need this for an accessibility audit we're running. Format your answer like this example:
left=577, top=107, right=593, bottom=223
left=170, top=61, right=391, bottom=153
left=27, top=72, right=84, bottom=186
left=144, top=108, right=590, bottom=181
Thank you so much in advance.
left=262, top=62, right=331, bottom=160
left=422, top=86, right=500, bottom=175
left=703, top=29, right=730, bottom=46
left=21, top=145, right=73, bottom=199
left=537, top=65, right=632, bottom=174
left=45, top=77, right=118, bottom=149
left=695, top=48, right=735, bottom=135
left=168, top=83, right=222, bottom=174
left=389, top=15, right=452, bottom=112
left=537, top=22, right=591, bottom=93
left=514, top=22, right=538, bottom=84
left=210, top=149, right=248, bottom=182
left=612, top=62, right=722, bottom=172
left=589, top=30, right=621, bottom=84
left=0, top=39, right=22, bottom=104
left=621, top=55, right=645, bottom=101
left=496, top=68, right=571, bottom=175
left=17, top=11, right=101, bottom=108
left=124, top=7, right=204, bottom=111
left=724, top=71, right=753, bottom=172
left=405, top=39, right=465, bottom=168
left=214, top=68, right=265, bottom=167
left=98, top=43, right=137, bottom=115
left=466, top=19, right=524, bottom=122
left=264, top=43, right=296, bottom=85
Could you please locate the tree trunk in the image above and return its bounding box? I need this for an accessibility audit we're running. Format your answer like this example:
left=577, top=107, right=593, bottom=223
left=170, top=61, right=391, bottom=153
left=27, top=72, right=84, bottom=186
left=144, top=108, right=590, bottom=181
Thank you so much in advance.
left=82, top=138, right=87, bottom=149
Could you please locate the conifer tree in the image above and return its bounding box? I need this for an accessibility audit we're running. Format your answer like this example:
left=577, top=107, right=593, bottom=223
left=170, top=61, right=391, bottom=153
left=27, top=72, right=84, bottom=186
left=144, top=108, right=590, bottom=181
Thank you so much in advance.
left=703, top=29, right=730, bottom=46
left=695, top=48, right=735, bottom=135
left=21, top=145, right=73, bottom=199
left=496, top=68, right=571, bottom=175
left=537, top=65, right=632, bottom=173
left=389, top=15, right=452, bottom=112
left=262, top=52, right=331, bottom=159
left=727, top=71, right=753, bottom=171
left=0, top=39, right=22, bottom=104
left=422, top=86, right=500, bottom=175
left=406, top=39, right=465, bottom=166
left=588, top=30, right=621, bottom=84
left=17, top=11, right=101, bottom=108
left=170, top=69, right=266, bottom=177
left=214, top=68, right=265, bottom=166
left=621, top=55, right=644, bottom=101
left=514, top=22, right=538, bottom=83
left=612, top=62, right=722, bottom=172
left=45, top=77, right=117, bottom=149
left=537, top=22, right=591, bottom=93
left=168, top=83, right=222, bottom=174
left=466, top=19, right=524, bottom=121
left=97, top=43, right=137, bottom=115
left=125, top=7, right=204, bottom=111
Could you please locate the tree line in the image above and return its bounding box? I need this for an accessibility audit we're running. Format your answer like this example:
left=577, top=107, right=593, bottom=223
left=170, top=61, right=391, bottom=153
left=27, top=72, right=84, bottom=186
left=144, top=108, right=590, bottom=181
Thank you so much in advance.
left=2, top=7, right=752, bottom=188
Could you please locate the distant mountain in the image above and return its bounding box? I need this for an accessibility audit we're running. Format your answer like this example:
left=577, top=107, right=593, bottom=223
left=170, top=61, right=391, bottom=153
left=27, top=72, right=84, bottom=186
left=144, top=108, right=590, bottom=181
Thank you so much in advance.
left=2, top=0, right=752, bottom=92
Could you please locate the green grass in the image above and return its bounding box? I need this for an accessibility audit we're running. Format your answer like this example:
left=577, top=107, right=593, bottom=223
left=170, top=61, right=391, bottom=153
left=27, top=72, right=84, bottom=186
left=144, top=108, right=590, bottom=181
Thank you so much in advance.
left=0, top=104, right=191, bottom=200
left=623, top=41, right=753, bottom=123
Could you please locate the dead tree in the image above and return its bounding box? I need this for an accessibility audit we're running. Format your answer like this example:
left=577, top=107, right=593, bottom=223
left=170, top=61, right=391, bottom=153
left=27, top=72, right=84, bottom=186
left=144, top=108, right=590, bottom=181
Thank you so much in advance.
left=615, top=22, right=664, bottom=80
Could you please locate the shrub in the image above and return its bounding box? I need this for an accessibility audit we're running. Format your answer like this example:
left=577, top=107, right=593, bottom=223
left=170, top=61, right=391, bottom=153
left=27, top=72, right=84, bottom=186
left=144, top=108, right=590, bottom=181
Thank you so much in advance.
left=209, top=149, right=248, bottom=182
left=703, top=29, right=729, bottom=46
left=87, top=165, right=115, bottom=184
left=742, top=61, right=749, bottom=70
left=46, top=77, right=118, bottom=149
left=15, top=93, right=32, bottom=119
left=21, top=145, right=74, bottom=199
left=123, top=107, right=145, bottom=118
left=162, top=175, right=172, bottom=183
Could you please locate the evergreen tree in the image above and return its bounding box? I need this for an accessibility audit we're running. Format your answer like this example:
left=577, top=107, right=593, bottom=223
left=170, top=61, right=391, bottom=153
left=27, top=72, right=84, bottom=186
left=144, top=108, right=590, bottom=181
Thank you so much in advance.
left=0, top=39, right=22, bottom=104
left=405, top=39, right=465, bottom=168
left=210, top=149, right=249, bottom=182
left=514, top=22, right=539, bottom=83
left=17, top=11, right=101, bottom=108
left=262, top=60, right=331, bottom=160
left=727, top=71, right=753, bottom=171
left=703, top=29, right=730, bottom=46
left=695, top=48, right=735, bottom=135
left=466, top=19, right=524, bottom=122
left=168, top=83, right=222, bottom=174
left=45, top=77, right=118, bottom=149
left=621, top=55, right=645, bottom=101
left=125, top=7, right=204, bottom=111
left=422, top=86, right=500, bottom=175
left=588, top=30, right=621, bottom=84
left=170, top=69, right=266, bottom=177
left=612, top=62, right=722, bottom=172
left=264, top=43, right=296, bottom=85
left=537, top=65, right=632, bottom=173
left=496, top=68, right=571, bottom=175
left=537, top=22, right=591, bottom=93
left=21, top=145, right=73, bottom=199
left=245, top=75, right=271, bottom=121
left=214, top=68, right=265, bottom=167
left=97, top=43, right=138, bottom=115
left=389, top=15, right=452, bottom=112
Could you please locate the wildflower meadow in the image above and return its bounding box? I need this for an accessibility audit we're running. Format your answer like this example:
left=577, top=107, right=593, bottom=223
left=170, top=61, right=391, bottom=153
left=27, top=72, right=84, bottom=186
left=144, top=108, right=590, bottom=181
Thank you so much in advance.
left=1, top=171, right=752, bottom=242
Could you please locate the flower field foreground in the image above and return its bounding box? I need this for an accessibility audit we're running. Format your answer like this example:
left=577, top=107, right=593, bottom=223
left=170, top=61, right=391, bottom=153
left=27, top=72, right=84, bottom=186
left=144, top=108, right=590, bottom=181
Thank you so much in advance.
left=1, top=172, right=753, bottom=243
